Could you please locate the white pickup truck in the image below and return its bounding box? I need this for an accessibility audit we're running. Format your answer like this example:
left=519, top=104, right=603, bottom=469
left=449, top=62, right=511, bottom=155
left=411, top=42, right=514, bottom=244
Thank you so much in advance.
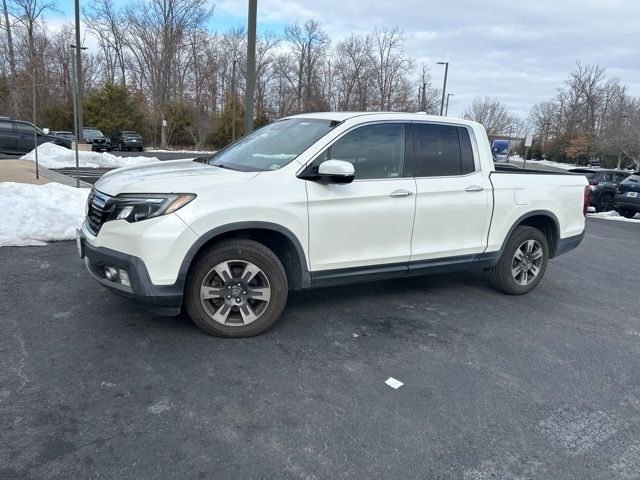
left=77, top=112, right=589, bottom=337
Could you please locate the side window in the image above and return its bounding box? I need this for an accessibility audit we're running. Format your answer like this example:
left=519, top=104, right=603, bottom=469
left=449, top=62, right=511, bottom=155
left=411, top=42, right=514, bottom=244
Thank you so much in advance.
left=313, top=123, right=406, bottom=180
left=15, top=122, right=35, bottom=135
left=602, top=172, right=614, bottom=182
left=0, top=120, right=12, bottom=133
left=413, top=123, right=475, bottom=177
left=614, top=172, right=628, bottom=183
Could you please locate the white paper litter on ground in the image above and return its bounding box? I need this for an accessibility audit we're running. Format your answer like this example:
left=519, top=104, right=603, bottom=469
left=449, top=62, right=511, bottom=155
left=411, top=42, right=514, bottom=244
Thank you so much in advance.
left=385, top=377, right=404, bottom=389
left=0, top=182, right=90, bottom=246
left=588, top=211, right=639, bottom=222
left=21, top=142, right=160, bottom=168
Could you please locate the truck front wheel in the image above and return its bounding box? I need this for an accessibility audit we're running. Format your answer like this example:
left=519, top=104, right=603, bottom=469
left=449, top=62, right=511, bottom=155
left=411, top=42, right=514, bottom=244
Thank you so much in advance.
left=489, top=226, right=549, bottom=295
left=184, top=239, right=288, bottom=337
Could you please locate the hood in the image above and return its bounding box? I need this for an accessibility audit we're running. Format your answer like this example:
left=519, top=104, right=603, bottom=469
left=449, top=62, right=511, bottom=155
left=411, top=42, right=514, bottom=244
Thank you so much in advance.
left=95, top=159, right=260, bottom=195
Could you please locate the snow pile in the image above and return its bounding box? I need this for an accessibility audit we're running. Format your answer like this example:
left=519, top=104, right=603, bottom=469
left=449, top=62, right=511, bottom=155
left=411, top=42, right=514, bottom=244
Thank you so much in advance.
left=588, top=210, right=640, bottom=222
left=510, top=156, right=576, bottom=170
left=21, top=142, right=160, bottom=168
left=0, top=182, right=90, bottom=246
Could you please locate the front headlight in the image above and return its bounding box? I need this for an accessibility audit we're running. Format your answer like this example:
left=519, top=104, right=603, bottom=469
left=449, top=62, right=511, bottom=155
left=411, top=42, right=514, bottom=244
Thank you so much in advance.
left=108, top=193, right=196, bottom=223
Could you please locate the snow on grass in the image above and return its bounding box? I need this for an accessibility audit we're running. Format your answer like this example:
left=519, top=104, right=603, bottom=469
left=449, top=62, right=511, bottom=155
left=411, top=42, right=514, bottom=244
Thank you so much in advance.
left=21, top=142, right=160, bottom=168
left=588, top=210, right=640, bottom=222
left=0, top=182, right=89, bottom=246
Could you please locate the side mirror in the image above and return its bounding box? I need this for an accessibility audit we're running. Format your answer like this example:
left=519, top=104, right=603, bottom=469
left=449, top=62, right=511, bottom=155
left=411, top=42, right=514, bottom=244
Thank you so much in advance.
left=316, top=160, right=355, bottom=184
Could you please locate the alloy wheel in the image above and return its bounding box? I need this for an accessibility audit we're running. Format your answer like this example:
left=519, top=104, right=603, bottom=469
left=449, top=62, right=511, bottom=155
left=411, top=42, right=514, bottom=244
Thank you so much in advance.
left=511, top=240, right=544, bottom=286
left=199, top=260, right=271, bottom=326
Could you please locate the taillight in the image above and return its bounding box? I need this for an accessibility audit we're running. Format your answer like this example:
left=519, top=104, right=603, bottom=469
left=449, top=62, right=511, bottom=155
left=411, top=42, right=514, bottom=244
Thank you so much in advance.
left=583, top=186, right=590, bottom=216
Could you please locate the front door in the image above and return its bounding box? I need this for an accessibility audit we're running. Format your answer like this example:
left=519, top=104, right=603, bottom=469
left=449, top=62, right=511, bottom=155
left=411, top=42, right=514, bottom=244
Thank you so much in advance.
left=306, top=122, right=416, bottom=272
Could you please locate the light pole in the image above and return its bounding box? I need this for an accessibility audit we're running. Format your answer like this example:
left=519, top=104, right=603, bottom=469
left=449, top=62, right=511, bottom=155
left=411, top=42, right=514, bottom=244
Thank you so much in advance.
left=70, top=45, right=86, bottom=188
left=445, top=93, right=454, bottom=116
left=74, top=0, right=84, bottom=139
left=231, top=59, right=238, bottom=142
left=244, top=0, right=257, bottom=135
left=437, top=61, right=449, bottom=116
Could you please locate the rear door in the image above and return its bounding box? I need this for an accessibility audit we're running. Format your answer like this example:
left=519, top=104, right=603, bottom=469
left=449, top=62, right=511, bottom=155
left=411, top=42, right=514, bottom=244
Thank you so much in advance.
left=0, top=119, right=16, bottom=153
left=409, top=122, right=492, bottom=262
left=306, top=122, right=417, bottom=272
left=14, top=121, right=41, bottom=153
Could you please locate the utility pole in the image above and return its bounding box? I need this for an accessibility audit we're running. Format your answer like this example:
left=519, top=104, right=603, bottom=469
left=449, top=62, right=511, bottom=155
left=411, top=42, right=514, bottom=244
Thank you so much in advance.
left=445, top=93, right=454, bottom=116
left=74, top=0, right=84, bottom=139
left=70, top=48, right=80, bottom=187
left=231, top=59, right=238, bottom=142
left=31, top=52, right=39, bottom=179
left=437, top=61, right=449, bottom=116
left=244, top=0, right=257, bottom=135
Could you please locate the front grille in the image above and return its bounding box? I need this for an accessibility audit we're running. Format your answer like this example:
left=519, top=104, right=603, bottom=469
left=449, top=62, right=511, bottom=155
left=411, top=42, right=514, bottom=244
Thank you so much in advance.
left=86, top=189, right=112, bottom=235
left=94, top=138, right=106, bottom=144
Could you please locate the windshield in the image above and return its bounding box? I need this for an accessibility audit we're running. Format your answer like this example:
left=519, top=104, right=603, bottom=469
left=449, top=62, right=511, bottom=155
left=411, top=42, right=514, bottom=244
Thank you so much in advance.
left=84, top=128, right=103, bottom=138
left=208, top=118, right=337, bottom=172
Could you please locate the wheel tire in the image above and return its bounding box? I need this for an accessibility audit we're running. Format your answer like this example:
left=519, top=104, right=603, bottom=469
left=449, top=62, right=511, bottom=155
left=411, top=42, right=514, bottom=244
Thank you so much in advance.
left=618, top=209, right=637, bottom=219
left=118, top=142, right=124, bottom=151
left=184, top=239, right=288, bottom=337
left=489, top=226, right=549, bottom=295
left=596, top=194, right=614, bottom=212
left=138, top=147, right=143, bottom=152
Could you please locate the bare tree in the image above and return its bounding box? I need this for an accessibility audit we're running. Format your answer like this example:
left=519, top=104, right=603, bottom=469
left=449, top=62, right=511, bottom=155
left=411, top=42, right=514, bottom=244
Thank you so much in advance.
left=284, top=19, right=329, bottom=111
left=84, top=0, right=127, bottom=84
left=370, top=27, right=412, bottom=111
left=464, top=97, right=518, bottom=136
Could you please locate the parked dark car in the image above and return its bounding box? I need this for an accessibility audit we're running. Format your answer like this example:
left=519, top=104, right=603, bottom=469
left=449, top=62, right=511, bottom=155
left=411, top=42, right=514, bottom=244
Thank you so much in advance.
left=51, top=130, right=75, bottom=141
left=83, top=127, right=112, bottom=152
left=614, top=172, right=640, bottom=219
left=569, top=168, right=630, bottom=212
left=0, top=118, right=71, bottom=154
left=111, top=131, right=145, bottom=151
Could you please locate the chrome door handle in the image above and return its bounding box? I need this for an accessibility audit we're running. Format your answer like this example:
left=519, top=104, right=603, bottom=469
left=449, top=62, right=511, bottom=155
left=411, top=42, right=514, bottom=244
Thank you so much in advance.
left=465, top=185, right=484, bottom=192
left=389, top=189, right=413, bottom=198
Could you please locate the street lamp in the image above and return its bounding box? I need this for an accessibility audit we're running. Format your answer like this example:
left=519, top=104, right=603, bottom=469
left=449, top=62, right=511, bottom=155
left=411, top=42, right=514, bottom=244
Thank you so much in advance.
left=244, top=0, right=257, bottom=135
left=70, top=44, right=87, bottom=188
left=437, top=61, right=449, bottom=116
left=445, top=93, right=454, bottom=116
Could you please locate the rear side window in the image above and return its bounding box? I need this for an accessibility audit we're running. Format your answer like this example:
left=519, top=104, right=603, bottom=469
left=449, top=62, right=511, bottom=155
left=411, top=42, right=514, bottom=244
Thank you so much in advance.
left=0, top=120, right=12, bottom=133
left=413, top=123, right=475, bottom=177
left=15, top=122, right=35, bottom=135
left=601, top=172, right=615, bottom=182
left=614, top=172, right=629, bottom=183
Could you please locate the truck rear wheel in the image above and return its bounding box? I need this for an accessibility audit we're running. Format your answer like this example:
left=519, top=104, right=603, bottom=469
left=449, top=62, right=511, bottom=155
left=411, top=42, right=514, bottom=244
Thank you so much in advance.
left=184, top=239, right=288, bottom=337
left=489, top=226, right=549, bottom=295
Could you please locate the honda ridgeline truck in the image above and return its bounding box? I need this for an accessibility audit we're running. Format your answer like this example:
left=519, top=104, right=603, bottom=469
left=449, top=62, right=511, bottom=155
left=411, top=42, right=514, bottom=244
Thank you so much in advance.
left=77, top=113, right=589, bottom=337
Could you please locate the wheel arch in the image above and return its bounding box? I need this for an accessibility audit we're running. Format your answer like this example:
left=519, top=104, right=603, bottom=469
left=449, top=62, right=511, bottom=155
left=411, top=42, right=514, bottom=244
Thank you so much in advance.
left=499, top=210, right=561, bottom=258
left=177, top=222, right=311, bottom=293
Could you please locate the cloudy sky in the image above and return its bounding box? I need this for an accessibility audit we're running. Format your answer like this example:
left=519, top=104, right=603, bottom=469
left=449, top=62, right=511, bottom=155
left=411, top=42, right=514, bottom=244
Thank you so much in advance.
left=55, top=0, right=640, bottom=119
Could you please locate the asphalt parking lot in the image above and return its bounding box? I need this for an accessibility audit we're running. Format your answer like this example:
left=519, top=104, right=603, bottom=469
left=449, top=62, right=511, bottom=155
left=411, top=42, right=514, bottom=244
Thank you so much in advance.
left=1, top=218, right=639, bottom=479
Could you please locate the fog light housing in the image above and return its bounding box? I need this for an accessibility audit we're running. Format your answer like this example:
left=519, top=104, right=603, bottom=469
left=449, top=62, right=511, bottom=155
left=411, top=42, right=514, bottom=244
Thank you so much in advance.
left=118, top=269, right=131, bottom=287
left=104, top=266, right=118, bottom=281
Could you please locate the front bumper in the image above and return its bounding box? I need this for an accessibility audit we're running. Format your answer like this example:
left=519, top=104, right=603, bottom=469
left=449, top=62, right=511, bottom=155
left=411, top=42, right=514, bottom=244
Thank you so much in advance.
left=82, top=237, right=183, bottom=315
left=91, top=142, right=111, bottom=150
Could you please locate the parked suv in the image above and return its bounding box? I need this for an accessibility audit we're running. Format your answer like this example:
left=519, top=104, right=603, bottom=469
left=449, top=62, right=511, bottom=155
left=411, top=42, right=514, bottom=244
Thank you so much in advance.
left=0, top=118, right=71, bottom=154
left=569, top=168, right=630, bottom=212
left=614, top=172, right=640, bottom=218
left=83, top=127, right=112, bottom=152
left=111, top=131, right=145, bottom=151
